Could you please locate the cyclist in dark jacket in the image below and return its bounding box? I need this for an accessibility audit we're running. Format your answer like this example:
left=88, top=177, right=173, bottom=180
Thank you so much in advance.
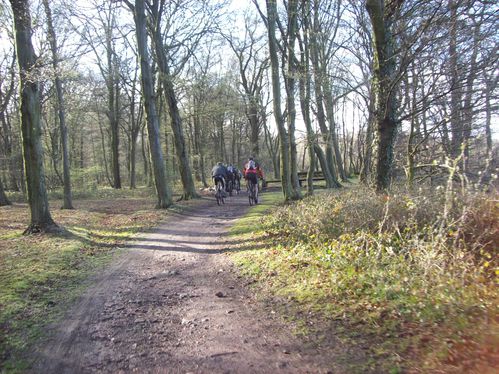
left=212, top=162, right=228, bottom=191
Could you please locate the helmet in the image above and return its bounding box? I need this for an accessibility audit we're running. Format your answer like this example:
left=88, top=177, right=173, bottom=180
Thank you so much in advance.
left=217, top=162, right=223, bottom=166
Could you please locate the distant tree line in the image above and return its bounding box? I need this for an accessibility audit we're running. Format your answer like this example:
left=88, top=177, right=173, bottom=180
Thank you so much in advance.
left=0, top=0, right=497, bottom=231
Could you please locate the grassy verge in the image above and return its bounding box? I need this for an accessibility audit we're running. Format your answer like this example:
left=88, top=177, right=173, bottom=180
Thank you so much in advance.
left=230, top=185, right=498, bottom=373
left=0, top=191, right=187, bottom=372
left=230, top=190, right=284, bottom=236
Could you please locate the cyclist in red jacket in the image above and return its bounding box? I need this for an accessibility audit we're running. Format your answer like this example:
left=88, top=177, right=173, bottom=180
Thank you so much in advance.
left=243, top=157, right=265, bottom=192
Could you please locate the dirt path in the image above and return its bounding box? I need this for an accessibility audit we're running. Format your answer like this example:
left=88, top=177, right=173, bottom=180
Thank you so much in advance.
left=31, top=192, right=335, bottom=373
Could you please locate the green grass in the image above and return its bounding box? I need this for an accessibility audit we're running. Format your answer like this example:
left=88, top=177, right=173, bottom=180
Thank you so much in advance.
left=0, top=236, right=117, bottom=372
left=229, top=185, right=498, bottom=372
left=0, top=195, right=177, bottom=372
left=229, top=190, right=283, bottom=236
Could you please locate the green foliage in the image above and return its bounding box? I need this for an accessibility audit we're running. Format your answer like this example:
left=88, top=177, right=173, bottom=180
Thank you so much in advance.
left=232, top=186, right=498, bottom=371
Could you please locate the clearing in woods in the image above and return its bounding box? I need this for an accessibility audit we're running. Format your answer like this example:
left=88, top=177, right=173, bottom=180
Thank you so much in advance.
left=30, top=192, right=339, bottom=373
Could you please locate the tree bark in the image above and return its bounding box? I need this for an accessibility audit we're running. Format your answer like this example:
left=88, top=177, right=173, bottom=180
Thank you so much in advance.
left=129, top=60, right=142, bottom=189
left=448, top=0, right=463, bottom=160
left=309, top=6, right=340, bottom=188
left=265, top=0, right=296, bottom=200
left=262, top=117, right=280, bottom=179
left=133, top=0, right=173, bottom=208
left=43, top=0, right=73, bottom=209
left=299, top=0, right=315, bottom=195
left=323, top=81, right=348, bottom=181
left=366, top=0, right=401, bottom=191
left=0, top=177, right=11, bottom=206
left=285, top=0, right=302, bottom=197
left=149, top=5, right=198, bottom=200
left=313, top=143, right=334, bottom=186
left=0, top=52, right=20, bottom=191
left=10, top=0, right=57, bottom=233
left=105, top=15, right=121, bottom=189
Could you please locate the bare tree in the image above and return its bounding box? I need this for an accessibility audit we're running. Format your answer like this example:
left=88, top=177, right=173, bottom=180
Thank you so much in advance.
left=10, top=0, right=58, bottom=233
left=366, top=0, right=404, bottom=191
left=42, top=0, right=74, bottom=209
left=126, top=0, right=173, bottom=208
left=260, top=0, right=300, bottom=200
left=146, top=0, right=220, bottom=199
left=224, top=14, right=268, bottom=160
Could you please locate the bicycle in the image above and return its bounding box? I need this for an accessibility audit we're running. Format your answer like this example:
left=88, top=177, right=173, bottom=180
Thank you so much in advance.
left=248, top=179, right=258, bottom=206
left=215, top=180, right=225, bottom=206
left=227, top=179, right=234, bottom=197
left=234, top=178, right=241, bottom=195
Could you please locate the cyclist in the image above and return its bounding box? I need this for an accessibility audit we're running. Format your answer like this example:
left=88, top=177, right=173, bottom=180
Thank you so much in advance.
left=226, top=163, right=236, bottom=193
left=211, top=162, right=228, bottom=196
left=243, top=157, right=259, bottom=196
left=233, top=166, right=242, bottom=191
left=255, top=160, right=265, bottom=189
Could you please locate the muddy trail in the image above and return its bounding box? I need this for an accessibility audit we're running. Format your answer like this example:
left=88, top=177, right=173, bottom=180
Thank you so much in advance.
left=30, top=192, right=336, bottom=373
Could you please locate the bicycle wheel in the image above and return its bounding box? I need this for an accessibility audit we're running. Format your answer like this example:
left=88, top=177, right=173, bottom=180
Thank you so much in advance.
left=216, top=181, right=223, bottom=205
left=248, top=183, right=254, bottom=206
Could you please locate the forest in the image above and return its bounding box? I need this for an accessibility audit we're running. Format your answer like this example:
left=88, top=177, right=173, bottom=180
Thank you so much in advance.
left=0, top=0, right=498, bottom=372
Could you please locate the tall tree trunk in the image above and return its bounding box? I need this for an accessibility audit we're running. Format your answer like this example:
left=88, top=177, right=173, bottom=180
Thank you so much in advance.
left=360, top=97, right=375, bottom=184
left=98, top=113, right=113, bottom=187
left=130, top=136, right=137, bottom=189
left=322, top=77, right=347, bottom=181
left=10, top=0, right=57, bottom=233
left=193, top=110, right=208, bottom=187
left=129, top=65, right=142, bottom=189
left=105, top=19, right=121, bottom=189
left=310, top=1, right=340, bottom=187
left=366, top=0, right=401, bottom=191
left=448, top=0, right=462, bottom=160
left=0, top=177, right=11, bottom=206
left=461, top=13, right=481, bottom=173
left=43, top=0, right=73, bottom=209
left=141, top=125, right=149, bottom=181
left=156, top=65, right=197, bottom=200
left=263, top=118, right=279, bottom=179
left=265, top=0, right=295, bottom=200
left=133, top=0, right=173, bottom=207
left=479, top=72, right=496, bottom=186
left=299, top=0, right=315, bottom=195
left=248, top=102, right=260, bottom=158
left=313, top=143, right=334, bottom=186
left=285, top=0, right=302, bottom=197
left=0, top=54, right=20, bottom=191
left=149, top=10, right=197, bottom=200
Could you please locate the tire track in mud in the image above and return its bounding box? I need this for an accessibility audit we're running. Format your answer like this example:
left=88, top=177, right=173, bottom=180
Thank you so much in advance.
left=31, top=193, right=335, bottom=373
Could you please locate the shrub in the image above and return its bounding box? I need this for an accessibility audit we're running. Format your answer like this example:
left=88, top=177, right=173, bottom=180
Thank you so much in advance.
left=248, top=185, right=498, bottom=369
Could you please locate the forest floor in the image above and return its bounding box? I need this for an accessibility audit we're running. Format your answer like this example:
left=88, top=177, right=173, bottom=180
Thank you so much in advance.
left=27, top=191, right=345, bottom=373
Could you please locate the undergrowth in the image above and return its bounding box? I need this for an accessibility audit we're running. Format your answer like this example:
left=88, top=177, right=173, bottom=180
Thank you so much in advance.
left=232, top=185, right=498, bottom=372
